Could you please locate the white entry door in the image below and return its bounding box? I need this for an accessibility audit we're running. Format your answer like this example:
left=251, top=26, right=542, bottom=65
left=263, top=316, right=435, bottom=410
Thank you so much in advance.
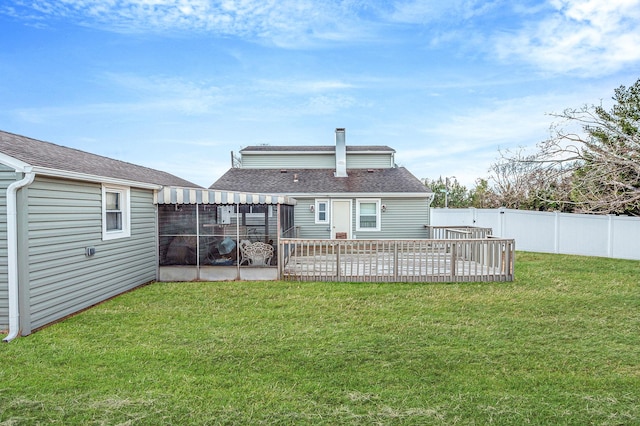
left=331, top=200, right=351, bottom=239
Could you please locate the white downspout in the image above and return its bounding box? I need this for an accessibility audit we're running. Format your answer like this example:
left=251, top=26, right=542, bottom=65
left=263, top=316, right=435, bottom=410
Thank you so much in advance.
left=3, top=168, right=35, bottom=342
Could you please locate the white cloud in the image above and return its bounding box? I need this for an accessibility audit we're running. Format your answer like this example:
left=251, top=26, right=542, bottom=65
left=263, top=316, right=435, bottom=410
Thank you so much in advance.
left=12, top=73, right=226, bottom=122
left=494, top=0, right=640, bottom=76
left=389, top=0, right=500, bottom=23
left=305, top=94, right=358, bottom=114
left=1, top=0, right=376, bottom=47
left=255, top=78, right=355, bottom=94
left=394, top=87, right=613, bottom=186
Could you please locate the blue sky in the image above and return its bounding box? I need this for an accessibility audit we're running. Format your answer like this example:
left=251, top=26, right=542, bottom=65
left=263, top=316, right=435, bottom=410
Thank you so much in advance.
left=1, top=1, right=639, bottom=188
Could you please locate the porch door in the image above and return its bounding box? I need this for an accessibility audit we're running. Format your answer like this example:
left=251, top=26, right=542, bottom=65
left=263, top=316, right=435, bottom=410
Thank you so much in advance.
left=331, top=200, right=351, bottom=239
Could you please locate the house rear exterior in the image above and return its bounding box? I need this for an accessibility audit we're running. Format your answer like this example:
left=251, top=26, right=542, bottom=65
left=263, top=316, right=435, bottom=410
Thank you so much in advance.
left=211, top=128, right=434, bottom=239
left=0, top=130, right=199, bottom=339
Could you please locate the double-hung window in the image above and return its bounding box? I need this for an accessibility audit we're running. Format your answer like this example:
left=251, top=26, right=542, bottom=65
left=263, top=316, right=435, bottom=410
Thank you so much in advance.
left=315, top=199, right=329, bottom=224
left=102, top=185, right=131, bottom=240
left=356, top=199, right=381, bottom=231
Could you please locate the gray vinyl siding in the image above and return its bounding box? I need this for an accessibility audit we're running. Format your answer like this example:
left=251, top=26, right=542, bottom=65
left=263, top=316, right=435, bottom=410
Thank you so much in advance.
left=295, top=196, right=430, bottom=240
left=359, top=198, right=430, bottom=239
left=25, top=176, right=157, bottom=331
left=347, top=154, right=394, bottom=169
left=242, top=153, right=394, bottom=170
left=242, top=154, right=335, bottom=169
left=295, top=198, right=332, bottom=239
left=0, top=166, right=17, bottom=329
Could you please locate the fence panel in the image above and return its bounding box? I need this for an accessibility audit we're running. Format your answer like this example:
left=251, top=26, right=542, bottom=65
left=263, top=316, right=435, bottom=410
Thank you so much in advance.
left=611, top=216, right=640, bottom=260
left=503, top=210, right=556, bottom=254
left=431, top=208, right=640, bottom=260
left=557, top=213, right=609, bottom=257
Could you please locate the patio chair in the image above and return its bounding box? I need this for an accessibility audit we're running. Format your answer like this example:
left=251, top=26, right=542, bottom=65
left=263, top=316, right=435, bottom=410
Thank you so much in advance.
left=239, top=240, right=274, bottom=266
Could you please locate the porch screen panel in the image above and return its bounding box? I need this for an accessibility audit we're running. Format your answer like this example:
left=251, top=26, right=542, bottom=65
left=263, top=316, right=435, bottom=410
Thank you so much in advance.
left=198, top=204, right=238, bottom=266
left=158, top=204, right=197, bottom=265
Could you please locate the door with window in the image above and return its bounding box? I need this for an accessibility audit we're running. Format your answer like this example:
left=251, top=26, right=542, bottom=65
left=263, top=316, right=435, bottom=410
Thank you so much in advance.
left=331, top=200, right=351, bottom=239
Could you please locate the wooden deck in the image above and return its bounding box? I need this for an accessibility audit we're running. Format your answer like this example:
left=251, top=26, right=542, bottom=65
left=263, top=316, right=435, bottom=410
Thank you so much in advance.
left=279, top=239, right=515, bottom=282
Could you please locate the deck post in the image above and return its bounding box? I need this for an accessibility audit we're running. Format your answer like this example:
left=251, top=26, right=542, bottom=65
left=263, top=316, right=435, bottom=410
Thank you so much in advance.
left=336, top=242, right=341, bottom=280
left=451, top=242, right=457, bottom=277
left=393, top=243, right=399, bottom=280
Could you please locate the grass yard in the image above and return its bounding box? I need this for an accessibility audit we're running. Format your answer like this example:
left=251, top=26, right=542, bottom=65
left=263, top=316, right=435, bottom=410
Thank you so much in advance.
left=1, top=252, right=639, bottom=425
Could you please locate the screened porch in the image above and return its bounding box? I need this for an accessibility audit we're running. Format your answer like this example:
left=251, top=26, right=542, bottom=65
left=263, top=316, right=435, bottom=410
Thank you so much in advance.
left=154, top=187, right=296, bottom=281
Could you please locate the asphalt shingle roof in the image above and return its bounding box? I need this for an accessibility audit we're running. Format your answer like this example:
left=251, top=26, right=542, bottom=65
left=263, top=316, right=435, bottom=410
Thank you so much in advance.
left=0, top=130, right=200, bottom=188
left=210, top=167, right=431, bottom=194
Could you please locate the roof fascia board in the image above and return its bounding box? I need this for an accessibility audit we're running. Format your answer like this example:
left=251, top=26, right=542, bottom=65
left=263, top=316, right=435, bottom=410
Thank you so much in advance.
left=347, top=151, right=395, bottom=154
left=269, top=192, right=433, bottom=198
left=241, top=150, right=394, bottom=155
left=31, top=166, right=163, bottom=190
left=0, top=153, right=31, bottom=172
left=242, top=150, right=333, bottom=155
left=0, top=153, right=163, bottom=189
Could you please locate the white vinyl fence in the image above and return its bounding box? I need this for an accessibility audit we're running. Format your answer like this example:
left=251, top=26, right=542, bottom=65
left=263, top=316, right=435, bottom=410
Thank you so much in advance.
left=431, top=208, right=640, bottom=261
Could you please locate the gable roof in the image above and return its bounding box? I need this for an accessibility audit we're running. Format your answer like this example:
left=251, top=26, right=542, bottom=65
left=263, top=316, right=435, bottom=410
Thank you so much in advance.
left=0, top=130, right=200, bottom=188
left=210, top=167, right=431, bottom=196
left=240, top=145, right=395, bottom=153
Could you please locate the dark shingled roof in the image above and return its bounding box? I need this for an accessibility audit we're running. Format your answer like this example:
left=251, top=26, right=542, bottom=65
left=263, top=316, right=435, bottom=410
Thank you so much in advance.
left=0, top=130, right=200, bottom=188
left=240, top=145, right=395, bottom=153
left=210, top=167, right=430, bottom=194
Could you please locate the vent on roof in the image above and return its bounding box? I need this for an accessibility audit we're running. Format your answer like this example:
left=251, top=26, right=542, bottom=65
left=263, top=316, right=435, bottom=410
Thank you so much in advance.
left=367, top=169, right=374, bottom=173
left=293, top=173, right=299, bottom=183
left=280, top=169, right=287, bottom=173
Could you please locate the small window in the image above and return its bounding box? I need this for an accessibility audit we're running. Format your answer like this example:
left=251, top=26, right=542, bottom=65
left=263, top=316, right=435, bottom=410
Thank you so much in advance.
left=105, top=191, right=122, bottom=231
left=102, top=185, right=131, bottom=240
left=356, top=199, right=380, bottom=231
left=315, top=199, right=329, bottom=224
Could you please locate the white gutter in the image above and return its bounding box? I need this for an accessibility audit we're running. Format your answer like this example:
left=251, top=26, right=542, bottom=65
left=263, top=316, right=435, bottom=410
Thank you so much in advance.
left=282, top=192, right=433, bottom=198
left=0, top=153, right=162, bottom=190
left=30, top=166, right=162, bottom=190
left=3, top=168, right=35, bottom=342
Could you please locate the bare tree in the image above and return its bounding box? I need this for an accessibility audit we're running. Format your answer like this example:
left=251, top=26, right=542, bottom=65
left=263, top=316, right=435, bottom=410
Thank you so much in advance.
left=488, top=147, right=573, bottom=211
left=494, top=79, right=640, bottom=215
left=539, top=80, right=640, bottom=215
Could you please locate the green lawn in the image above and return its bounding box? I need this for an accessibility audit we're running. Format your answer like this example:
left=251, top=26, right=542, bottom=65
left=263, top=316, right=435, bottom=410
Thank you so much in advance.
left=1, top=252, right=639, bottom=425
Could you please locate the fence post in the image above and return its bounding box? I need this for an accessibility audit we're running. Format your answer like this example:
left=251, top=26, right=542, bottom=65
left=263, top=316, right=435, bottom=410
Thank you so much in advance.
left=554, top=211, right=560, bottom=254
left=607, top=215, right=614, bottom=258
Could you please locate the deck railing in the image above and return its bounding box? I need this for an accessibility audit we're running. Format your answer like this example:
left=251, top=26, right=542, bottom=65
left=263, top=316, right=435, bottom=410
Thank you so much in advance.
left=425, top=226, right=493, bottom=239
left=279, top=238, right=515, bottom=282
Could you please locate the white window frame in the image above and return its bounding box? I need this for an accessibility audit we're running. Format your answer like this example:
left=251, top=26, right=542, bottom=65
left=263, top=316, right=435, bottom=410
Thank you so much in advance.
left=356, top=198, right=381, bottom=232
left=102, top=184, right=131, bottom=240
left=315, top=199, right=329, bottom=224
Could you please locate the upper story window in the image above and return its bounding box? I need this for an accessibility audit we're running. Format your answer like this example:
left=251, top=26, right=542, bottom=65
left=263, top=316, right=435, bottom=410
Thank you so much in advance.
left=102, top=185, right=131, bottom=240
left=315, top=199, right=329, bottom=224
left=356, top=199, right=380, bottom=231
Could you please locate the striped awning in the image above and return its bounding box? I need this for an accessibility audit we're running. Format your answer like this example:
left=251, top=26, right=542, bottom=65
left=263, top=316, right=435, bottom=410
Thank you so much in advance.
left=154, top=186, right=296, bottom=205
